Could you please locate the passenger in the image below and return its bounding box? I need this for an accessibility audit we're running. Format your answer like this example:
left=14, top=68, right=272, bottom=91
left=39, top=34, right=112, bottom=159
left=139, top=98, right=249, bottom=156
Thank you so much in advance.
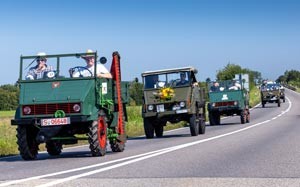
left=210, top=81, right=220, bottom=92
left=229, top=80, right=241, bottom=90
left=26, top=52, right=54, bottom=80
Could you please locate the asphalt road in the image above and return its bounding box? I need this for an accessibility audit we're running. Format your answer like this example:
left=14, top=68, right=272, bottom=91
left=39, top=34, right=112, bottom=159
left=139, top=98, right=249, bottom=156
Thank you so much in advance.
left=0, top=89, right=299, bottom=187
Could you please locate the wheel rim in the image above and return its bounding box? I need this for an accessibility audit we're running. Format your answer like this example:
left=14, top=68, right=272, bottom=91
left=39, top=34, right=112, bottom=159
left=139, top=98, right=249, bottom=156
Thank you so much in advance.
left=97, top=116, right=107, bottom=149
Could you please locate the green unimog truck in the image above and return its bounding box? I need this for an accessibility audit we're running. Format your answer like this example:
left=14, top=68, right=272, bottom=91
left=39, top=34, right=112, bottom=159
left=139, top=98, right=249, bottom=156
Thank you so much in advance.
left=141, top=67, right=206, bottom=138
left=207, top=74, right=250, bottom=125
left=11, top=51, right=129, bottom=160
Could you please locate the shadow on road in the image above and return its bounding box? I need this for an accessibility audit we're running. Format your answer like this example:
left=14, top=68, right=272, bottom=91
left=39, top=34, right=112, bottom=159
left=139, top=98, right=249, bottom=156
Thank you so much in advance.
left=0, top=150, right=112, bottom=162
left=128, top=133, right=190, bottom=141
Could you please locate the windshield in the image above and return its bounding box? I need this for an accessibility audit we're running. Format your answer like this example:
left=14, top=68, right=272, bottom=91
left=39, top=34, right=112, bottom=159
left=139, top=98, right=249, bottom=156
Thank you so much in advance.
left=143, top=71, right=191, bottom=89
left=20, top=53, right=102, bottom=81
left=209, top=80, right=242, bottom=92
left=260, top=84, right=280, bottom=91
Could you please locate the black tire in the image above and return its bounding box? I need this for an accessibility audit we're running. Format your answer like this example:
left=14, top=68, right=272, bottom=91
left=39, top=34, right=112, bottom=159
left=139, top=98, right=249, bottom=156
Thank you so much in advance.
left=155, top=122, right=165, bottom=138
left=216, top=112, right=221, bottom=125
left=46, top=141, right=63, bottom=156
left=144, top=118, right=154, bottom=139
left=277, top=99, right=281, bottom=107
left=262, top=102, right=265, bottom=108
left=110, top=117, right=126, bottom=152
left=111, top=142, right=125, bottom=152
left=209, top=112, right=216, bottom=126
left=88, top=114, right=107, bottom=156
left=17, top=125, right=39, bottom=160
left=240, top=110, right=246, bottom=124
left=283, top=97, right=286, bottom=103
left=199, top=114, right=206, bottom=134
left=189, top=114, right=199, bottom=136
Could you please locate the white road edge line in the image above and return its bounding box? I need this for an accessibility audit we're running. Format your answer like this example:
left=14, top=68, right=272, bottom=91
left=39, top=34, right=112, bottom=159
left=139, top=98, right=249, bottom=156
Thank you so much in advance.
left=34, top=97, right=292, bottom=187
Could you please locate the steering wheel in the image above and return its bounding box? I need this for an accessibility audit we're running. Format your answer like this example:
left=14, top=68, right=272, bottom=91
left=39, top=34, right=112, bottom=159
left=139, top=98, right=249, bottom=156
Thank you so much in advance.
left=69, top=66, right=93, bottom=78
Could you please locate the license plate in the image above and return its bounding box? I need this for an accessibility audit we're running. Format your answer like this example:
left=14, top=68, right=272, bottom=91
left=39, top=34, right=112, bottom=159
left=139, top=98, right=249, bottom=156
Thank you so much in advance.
left=176, top=109, right=188, bottom=114
left=156, top=104, right=165, bottom=112
left=41, top=117, right=70, bottom=126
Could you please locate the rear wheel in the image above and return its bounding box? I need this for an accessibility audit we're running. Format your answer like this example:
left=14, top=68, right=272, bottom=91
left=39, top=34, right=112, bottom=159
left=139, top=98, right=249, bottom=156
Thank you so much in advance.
left=88, top=114, right=107, bottom=156
left=17, top=125, right=39, bottom=160
left=189, top=114, right=199, bottom=136
left=46, top=140, right=63, bottom=156
left=144, top=118, right=154, bottom=139
left=262, top=101, right=265, bottom=108
left=277, top=99, right=281, bottom=107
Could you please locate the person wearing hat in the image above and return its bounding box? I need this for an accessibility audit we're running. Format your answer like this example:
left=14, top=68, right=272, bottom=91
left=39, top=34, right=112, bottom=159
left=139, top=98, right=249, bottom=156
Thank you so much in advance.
left=176, top=72, right=189, bottom=86
left=72, top=49, right=112, bottom=78
left=26, top=52, right=54, bottom=80
left=210, top=81, right=220, bottom=92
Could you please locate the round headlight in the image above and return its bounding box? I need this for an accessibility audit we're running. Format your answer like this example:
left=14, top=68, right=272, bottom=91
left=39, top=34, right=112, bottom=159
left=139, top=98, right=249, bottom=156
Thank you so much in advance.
left=212, top=103, right=216, bottom=107
left=179, top=102, right=185, bottom=108
left=23, top=106, right=31, bottom=114
left=234, top=101, right=238, bottom=105
left=148, top=105, right=154, bottom=111
left=73, top=104, right=81, bottom=112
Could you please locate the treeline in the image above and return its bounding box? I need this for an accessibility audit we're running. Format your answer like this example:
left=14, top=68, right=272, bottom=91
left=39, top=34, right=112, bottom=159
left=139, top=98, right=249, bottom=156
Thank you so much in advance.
left=209, top=63, right=262, bottom=89
left=0, top=84, right=19, bottom=110
left=276, top=70, right=300, bottom=88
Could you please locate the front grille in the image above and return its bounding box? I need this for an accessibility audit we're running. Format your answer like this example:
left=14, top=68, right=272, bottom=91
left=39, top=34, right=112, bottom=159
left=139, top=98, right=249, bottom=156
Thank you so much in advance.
left=22, top=103, right=81, bottom=116
left=215, top=101, right=235, bottom=107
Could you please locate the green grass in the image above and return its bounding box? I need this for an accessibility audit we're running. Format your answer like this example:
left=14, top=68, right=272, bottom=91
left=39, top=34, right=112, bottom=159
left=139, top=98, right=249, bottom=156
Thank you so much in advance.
left=0, top=111, right=15, bottom=118
left=0, top=118, right=18, bottom=156
left=249, top=86, right=261, bottom=107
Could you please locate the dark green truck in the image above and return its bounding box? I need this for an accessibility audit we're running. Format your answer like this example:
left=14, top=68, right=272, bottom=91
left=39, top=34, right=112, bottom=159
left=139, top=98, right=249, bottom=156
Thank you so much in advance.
left=11, top=51, right=129, bottom=160
left=207, top=74, right=250, bottom=125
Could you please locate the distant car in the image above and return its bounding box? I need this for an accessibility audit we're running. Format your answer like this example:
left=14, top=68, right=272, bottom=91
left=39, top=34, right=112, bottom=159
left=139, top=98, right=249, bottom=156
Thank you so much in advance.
left=260, top=83, right=281, bottom=107
left=141, top=67, right=206, bottom=138
left=278, top=84, right=286, bottom=102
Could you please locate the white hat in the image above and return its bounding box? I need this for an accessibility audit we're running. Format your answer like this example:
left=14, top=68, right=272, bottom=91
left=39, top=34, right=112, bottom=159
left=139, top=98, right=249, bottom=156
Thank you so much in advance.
left=37, top=52, right=46, bottom=56
left=82, top=49, right=95, bottom=59
left=36, top=52, right=47, bottom=61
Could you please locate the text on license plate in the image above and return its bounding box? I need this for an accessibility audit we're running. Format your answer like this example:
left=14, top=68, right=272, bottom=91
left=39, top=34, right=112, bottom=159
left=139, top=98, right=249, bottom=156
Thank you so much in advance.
left=41, top=117, right=70, bottom=126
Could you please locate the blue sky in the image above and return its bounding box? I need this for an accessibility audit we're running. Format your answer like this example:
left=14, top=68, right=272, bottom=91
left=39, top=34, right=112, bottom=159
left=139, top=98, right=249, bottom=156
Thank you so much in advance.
left=0, top=0, right=299, bottom=85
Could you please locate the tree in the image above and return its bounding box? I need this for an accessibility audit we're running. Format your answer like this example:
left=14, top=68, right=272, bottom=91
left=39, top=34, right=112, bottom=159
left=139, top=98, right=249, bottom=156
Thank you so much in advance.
left=216, top=63, right=261, bottom=89
left=0, top=84, right=19, bottom=110
left=216, top=63, right=244, bottom=81
left=128, top=79, right=143, bottom=106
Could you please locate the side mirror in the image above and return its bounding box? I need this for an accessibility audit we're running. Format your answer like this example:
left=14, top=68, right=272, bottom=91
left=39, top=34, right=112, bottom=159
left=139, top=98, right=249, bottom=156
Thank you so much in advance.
left=100, top=57, right=107, bottom=64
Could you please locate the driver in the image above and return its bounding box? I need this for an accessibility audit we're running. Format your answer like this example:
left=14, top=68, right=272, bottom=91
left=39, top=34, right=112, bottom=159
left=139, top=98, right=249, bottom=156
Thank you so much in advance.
left=26, top=52, right=54, bottom=80
left=71, top=49, right=112, bottom=78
